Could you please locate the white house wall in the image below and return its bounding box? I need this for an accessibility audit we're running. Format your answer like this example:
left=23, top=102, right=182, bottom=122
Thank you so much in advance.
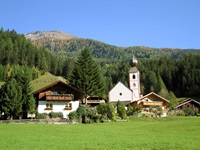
left=109, top=82, right=132, bottom=103
left=38, top=101, right=79, bottom=118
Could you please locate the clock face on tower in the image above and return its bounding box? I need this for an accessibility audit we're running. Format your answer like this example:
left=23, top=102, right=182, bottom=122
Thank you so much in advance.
left=133, top=83, right=136, bottom=87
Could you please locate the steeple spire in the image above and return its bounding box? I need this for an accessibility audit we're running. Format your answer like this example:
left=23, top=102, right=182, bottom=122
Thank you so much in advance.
left=130, top=55, right=138, bottom=67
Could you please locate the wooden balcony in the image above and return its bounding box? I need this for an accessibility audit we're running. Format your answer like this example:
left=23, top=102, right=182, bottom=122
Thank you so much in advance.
left=46, top=94, right=74, bottom=101
left=142, top=101, right=162, bottom=106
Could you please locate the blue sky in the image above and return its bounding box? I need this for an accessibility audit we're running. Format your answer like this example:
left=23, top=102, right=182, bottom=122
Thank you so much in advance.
left=1, top=0, right=200, bottom=49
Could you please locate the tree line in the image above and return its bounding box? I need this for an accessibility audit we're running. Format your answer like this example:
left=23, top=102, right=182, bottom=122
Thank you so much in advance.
left=1, top=29, right=200, bottom=101
left=101, top=55, right=200, bottom=99
left=0, top=28, right=76, bottom=81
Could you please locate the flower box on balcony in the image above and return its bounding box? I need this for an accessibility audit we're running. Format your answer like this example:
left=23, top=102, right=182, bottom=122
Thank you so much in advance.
left=64, top=107, right=72, bottom=110
left=45, top=107, right=53, bottom=110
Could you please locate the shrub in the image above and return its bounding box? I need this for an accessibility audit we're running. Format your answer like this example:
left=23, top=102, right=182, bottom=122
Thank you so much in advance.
left=152, top=106, right=163, bottom=117
left=176, top=110, right=185, bottom=116
left=96, top=103, right=116, bottom=121
left=127, top=104, right=133, bottom=116
left=93, top=114, right=101, bottom=123
left=76, top=105, right=90, bottom=117
left=49, top=112, right=63, bottom=118
left=107, top=103, right=116, bottom=120
left=97, top=103, right=108, bottom=116
left=182, top=105, right=198, bottom=116
left=36, top=113, right=48, bottom=119
left=132, top=105, right=142, bottom=114
left=117, top=101, right=127, bottom=119
left=76, top=105, right=91, bottom=123
left=68, top=111, right=78, bottom=121
left=88, top=108, right=97, bottom=120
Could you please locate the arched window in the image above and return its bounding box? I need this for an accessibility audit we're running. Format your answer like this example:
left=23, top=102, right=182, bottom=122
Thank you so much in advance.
left=132, top=74, right=136, bottom=79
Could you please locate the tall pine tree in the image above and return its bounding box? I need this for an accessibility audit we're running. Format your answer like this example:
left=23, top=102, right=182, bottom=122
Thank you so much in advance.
left=14, top=72, right=36, bottom=117
left=0, top=78, right=22, bottom=120
left=70, top=47, right=105, bottom=103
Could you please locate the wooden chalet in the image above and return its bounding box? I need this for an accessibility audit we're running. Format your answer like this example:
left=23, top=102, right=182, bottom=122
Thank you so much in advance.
left=131, top=92, right=170, bottom=116
left=31, top=73, right=84, bottom=118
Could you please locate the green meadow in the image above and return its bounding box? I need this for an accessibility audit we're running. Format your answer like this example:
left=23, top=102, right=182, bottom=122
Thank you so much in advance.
left=0, top=117, right=200, bottom=150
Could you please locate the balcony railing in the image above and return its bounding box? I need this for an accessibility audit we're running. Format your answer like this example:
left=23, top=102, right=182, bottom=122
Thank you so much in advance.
left=46, top=94, right=74, bottom=101
left=87, top=100, right=104, bottom=103
left=142, top=101, right=162, bottom=106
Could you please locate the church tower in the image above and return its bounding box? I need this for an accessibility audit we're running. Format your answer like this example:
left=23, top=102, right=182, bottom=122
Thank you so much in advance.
left=129, top=55, right=141, bottom=101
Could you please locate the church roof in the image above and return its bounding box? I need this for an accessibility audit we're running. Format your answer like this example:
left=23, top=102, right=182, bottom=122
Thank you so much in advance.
left=109, top=81, right=132, bottom=93
left=129, top=67, right=139, bottom=73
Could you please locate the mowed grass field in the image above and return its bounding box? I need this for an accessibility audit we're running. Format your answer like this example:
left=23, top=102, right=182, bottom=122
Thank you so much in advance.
left=0, top=117, right=200, bottom=150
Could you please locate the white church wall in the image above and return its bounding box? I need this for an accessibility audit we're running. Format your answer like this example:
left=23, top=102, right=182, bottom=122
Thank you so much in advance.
left=109, top=82, right=133, bottom=103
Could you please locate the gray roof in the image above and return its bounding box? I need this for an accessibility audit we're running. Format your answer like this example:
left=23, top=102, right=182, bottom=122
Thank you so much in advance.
left=176, top=98, right=200, bottom=108
left=129, top=67, right=139, bottom=73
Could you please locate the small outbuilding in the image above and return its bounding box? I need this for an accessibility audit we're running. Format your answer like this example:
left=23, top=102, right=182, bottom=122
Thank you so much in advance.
left=176, top=98, right=200, bottom=112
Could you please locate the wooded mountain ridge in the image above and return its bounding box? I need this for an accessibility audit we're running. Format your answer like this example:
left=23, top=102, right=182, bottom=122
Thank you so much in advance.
left=25, top=30, right=200, bottom=60
left=1, top=29, right=200, bottom=102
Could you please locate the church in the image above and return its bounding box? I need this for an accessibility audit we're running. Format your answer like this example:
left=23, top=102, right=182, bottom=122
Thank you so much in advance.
left=108, top=55, right=170, bottom=116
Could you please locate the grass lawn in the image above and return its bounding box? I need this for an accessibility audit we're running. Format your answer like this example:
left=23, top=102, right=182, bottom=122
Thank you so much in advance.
left=0, top=117, right=200, bottom=150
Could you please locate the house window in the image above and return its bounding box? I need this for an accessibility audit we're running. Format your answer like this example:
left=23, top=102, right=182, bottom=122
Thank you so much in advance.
left=119, top=93, right=122, bottom=96
left=53, top=91, right=58, bottom=95
left=69, top=103, right=72, bottom=108
left=132, top=74, right=136, bottom=79
left=45, top=103, right=53, bottom=110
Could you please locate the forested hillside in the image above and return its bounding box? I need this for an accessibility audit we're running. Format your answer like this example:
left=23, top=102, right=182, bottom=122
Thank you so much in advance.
left=103, top=56, right=200, bottom=98
left=27, top=31, right=200, bottom=60
left=0, top=29, right=200, bottom=101
left=0, top=29, right=73, bottom=81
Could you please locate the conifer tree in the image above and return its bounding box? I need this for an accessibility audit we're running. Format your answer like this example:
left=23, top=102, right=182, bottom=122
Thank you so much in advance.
left=0, top=78, right=22, bottom=120
left=70, top=47, right=105, bottom=102
left=107, top=103, right=116, bottom=120
left=15, top=73, right=36, bottom=117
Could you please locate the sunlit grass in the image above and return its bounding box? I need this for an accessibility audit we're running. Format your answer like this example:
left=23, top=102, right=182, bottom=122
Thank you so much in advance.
left=31, top=73, right=68, bottom=92
left=0, top=117, right=200, bottom=149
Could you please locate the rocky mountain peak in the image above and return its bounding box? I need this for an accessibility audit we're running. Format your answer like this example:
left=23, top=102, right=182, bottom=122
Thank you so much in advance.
left=25, top=30, right=77, bottom=41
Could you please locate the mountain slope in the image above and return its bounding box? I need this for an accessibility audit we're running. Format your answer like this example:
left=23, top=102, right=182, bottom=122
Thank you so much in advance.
left=25, top=31, right=200, bottom=60
left=25, top=30, right=76, bottom=41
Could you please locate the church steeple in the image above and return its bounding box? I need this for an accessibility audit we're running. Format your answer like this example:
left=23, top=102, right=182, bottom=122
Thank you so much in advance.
left=130, top=55, right=138, bottom=67
left=129, top=55, right=141, bottom=101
